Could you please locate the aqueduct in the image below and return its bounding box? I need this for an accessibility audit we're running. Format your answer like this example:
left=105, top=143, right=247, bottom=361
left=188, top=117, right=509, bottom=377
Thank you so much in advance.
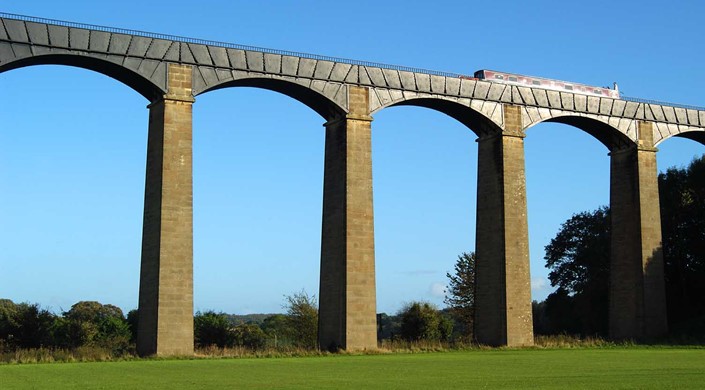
left=2, top=13, right=704, bottom=355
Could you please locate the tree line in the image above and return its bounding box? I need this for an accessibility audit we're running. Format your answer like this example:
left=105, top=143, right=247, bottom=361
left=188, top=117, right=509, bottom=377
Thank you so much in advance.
left=1, top=288, right=468, bottom=356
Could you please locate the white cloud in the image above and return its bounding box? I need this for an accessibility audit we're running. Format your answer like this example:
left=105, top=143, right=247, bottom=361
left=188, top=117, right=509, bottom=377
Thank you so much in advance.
left=531, top=277, right=548, bottom=291
left=429, top=282, right=446, bottom=298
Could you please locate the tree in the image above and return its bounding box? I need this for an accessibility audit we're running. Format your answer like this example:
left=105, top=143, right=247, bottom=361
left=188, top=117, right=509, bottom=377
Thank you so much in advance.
left=54, top=301, right=131, bottom=352
left=659, top=155, right=705, bottom=330
left=0, top=299, right=18, bottom=349
left=126, top=309, right=139, bottom=343
left=376, top=313, right=401, bottom=341
left=283, top=290, right=318, bottom=349
left=398, top=302, right=451, bottom=342
left=63, top=301, right=124, bottom=323
left=232, top=323, right=267, bottom=349
left=542, top=207, right=610, bottom=336
left=0, top=301, right=55, bottom=349
left=261, top=313, right=290, bottom=347
left=194, top=311, right=233, bottom=348
left=444, top=252, right=476, bottom=340
left=539, top=154, right=705, bottom=338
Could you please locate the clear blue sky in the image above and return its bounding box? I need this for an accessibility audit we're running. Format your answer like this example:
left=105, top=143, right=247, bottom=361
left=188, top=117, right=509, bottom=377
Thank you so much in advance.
left=1, top=0, right=703, bottom=315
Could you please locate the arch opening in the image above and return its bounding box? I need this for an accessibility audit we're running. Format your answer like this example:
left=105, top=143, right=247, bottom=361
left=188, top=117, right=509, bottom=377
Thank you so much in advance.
left=191, top=86, right=324, bottom=316
left=524, top=120, right=613, bottom=337
left=0, top=65, right=146, bottom=314
left=380, top=97, right=503, bottom=136
left=371, top=104, right=478, bottom=336
left=538, top=115, right=634, bottom=151
left=666, top=131, right=705, bottom=147
left=0, top=54, right=164, bottom=102
left=197, top=78, right=346, bottom=120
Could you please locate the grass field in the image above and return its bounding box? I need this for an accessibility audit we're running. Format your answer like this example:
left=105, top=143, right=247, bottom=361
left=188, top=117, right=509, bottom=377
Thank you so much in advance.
left=2, top=348, right=704, bottom=389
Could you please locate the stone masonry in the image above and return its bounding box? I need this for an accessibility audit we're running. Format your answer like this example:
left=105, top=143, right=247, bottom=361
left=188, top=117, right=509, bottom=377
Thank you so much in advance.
left=474, top=105, right=534, bottom=346
left=137, top=63, right=194, bottom=356
left=318, top=86, right=377, bottom=351
left=609, top=122, right=668, bottom=340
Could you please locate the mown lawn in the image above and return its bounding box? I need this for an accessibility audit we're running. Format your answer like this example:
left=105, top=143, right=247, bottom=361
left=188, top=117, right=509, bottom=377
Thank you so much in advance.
left=2, top=348, right=704, bottom=389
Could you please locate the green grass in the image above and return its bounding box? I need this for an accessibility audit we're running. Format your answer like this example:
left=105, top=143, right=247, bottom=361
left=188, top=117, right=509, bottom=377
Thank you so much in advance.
left=2, top=348, right=704, bottom=389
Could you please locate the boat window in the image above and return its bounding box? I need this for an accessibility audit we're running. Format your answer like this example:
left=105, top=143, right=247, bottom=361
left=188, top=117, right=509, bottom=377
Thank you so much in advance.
left=508, top=76, right=518, bottom=82
left=532, top=80, right=541, bottom=85
left=564, top=85, right=573, bottom=90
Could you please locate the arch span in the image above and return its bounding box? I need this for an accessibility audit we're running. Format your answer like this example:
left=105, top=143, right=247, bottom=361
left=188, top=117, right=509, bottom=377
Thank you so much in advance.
left=377, top=97, right=503, bottom=136
left=528, top=115, right=635, bottom=151
left=197, top=78, right=346, bottom=120
left=0, top=54, right=165, bottom=102
left=660, top=131, right=705, bottom=147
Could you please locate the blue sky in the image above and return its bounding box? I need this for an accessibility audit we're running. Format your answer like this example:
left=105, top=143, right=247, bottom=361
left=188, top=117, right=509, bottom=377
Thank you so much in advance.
left=1, top=1, right=703, bottom=315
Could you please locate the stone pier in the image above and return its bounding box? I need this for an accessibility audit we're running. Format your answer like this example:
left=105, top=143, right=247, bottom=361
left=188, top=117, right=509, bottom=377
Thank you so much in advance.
left=318, top=86, right=377, bottom=351
left=137, top=64, right=195, bottom=356
left=609, top=121, right=668, bottom=340
left=474, top=104, right=534, bottom=347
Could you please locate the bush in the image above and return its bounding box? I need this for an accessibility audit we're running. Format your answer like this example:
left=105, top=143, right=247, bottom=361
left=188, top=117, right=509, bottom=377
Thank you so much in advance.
left=2, top=302, right=56, bottom=349
left=232, top=324, right=267, bottom=349
left=283, top=291, right=318, bottom=349
left=53, top=301, right=132, bottom=354
left=398, top=302, right=452, bottom=342
left=194, top=311, right=233, bottom=348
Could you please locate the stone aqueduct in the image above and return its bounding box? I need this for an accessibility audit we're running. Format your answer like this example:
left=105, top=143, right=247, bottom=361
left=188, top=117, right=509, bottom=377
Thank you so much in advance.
left=2, top=13, right=704, bottom=356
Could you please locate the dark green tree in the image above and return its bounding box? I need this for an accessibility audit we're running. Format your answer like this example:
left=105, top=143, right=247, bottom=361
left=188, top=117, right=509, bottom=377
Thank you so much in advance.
left=0, top=299, right=18, bottom=348
left=444, top=252, right=476, bottom=340
left=659, top=155, right=705, bottom=331
left=63, top=301, right=124, bottom=323
left=398, top=302, right=451, bottom=342
left=232, top=323, right=267, bottom=349
left=194, top=311, right=233, bottom=348
left=376, top=313, right=401, bottom=341
left=126, top=309, right=139, bottom=343
left=543, top=206, right=610, bottom=336
left=54, top=301, right=131, bottom=352
left=283, top=290, right=318, bottom=349
left=539, top=154, right=705, bottom=338
left=0, top=301, right=56, bottom=349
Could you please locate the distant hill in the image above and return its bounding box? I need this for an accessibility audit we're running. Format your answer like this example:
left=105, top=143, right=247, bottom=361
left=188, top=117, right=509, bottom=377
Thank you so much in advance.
left=226, top=313, right=278, bottom=325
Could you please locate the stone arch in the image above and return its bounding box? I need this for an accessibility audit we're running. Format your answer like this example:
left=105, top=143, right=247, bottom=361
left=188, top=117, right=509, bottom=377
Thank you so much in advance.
left=656, top=130, right=705, bottom=147
left=526, top=114, right=636, bottom=151
left=373, top=96, right=503, bottom=136
left=196, top=77, right=346, bottom=120
left=0, top=54, right=165, bottom=102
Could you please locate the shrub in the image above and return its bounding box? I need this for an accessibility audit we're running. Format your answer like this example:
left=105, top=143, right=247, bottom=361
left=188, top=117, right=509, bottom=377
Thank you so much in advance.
left=232, top=324, right=267, bottom=349
left=194, top=311, right=233, bottom=348
left=398, top=302, right=452, bottom=342
left=283, top=291, right=318, bottom=349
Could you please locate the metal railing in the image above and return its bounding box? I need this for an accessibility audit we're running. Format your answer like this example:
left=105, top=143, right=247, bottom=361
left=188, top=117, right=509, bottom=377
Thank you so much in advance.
left=622, top=95, right=705, bottom=112
left=0, top=12, right=469, bottom=79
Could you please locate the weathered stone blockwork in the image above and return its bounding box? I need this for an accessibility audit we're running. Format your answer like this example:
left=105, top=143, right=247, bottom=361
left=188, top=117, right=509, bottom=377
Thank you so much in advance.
left=609, top=122, right=667, bottom=340
left=474, top=105, right=534, bottom=346
left=318, top=86, right=377, bottom=351
left=137, top=64, right=194, bottom=356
